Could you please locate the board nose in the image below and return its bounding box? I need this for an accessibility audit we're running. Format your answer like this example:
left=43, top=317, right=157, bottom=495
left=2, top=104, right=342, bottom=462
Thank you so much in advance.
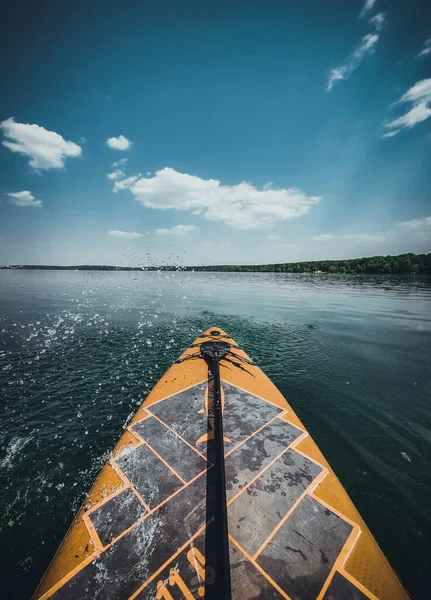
left=201, top=326, right=230, bottom=338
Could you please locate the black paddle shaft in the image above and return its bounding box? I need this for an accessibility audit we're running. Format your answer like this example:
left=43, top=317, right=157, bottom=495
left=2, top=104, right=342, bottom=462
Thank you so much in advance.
left=201, top=341, right=232, bottom=600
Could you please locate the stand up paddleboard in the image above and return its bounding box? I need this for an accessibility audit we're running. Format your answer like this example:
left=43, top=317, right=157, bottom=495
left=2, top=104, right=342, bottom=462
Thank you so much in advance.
left=33, top=328, right=409, bottom=600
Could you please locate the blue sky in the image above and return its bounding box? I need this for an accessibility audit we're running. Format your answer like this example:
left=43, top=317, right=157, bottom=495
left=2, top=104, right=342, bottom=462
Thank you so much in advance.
left=0, top=0, right=430, bottom=266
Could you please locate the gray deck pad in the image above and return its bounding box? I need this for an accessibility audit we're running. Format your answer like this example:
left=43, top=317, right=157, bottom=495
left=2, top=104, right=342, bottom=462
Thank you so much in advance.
left=323, top=572, right=370, bottom=600
left=257, top=495, right=353, bottom=600
left=148, top=382, right=209, bottom=451
left=228, top=449, right=323, bottom=556
left=225, top=418, right=303, bottom=501
left=49, top=382, right=356, bottom=600
left=89, top=488, right=147, bottom=547
left=132, top=416, right=207, bottom=482
left=222, top=382, right=283, bottom=445
left=116, top=443, right=183, bottom=509
left=52, top=471, right=208, bottom=599
left=135, top=525, right=286, bottom=599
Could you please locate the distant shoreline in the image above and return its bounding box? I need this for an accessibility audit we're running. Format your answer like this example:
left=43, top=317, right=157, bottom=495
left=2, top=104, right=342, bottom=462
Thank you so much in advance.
left=1, top=252, right=430, bottom=274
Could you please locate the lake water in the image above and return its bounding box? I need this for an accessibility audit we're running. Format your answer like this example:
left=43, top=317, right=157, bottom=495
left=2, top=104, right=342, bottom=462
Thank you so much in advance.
left=1, top=270, right=430, bottom=599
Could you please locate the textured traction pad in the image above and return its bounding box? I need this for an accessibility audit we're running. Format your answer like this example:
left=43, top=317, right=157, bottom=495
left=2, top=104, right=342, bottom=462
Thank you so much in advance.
left=49, top=382, right=366, bottom=600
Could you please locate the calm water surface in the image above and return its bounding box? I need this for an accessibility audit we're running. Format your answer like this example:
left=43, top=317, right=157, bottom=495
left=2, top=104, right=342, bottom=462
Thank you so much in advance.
left=1, top=270, right=430, bottom=599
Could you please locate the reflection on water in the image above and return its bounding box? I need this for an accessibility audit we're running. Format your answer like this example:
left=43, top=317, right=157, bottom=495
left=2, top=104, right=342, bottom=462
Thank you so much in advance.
left=0, top=270, right=430, bottom=598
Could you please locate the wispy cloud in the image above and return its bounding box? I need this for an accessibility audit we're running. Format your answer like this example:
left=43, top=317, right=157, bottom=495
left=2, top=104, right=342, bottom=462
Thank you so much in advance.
left=313, top=232, right=388, bottom=242
left=312, top=234, right=334, bottom=241
left=8, top=191, right=42, bottom=208
left=313, top=218, right=431, bottom=244
left=386, top=103, right=431, bottom=130
left=396, top=216, right=431, bottom=229
left=267, top=235, right=282, bottom=241
left=113, top=175, right=140, bottom=193
left=416, top=37, right=431, bottom=59
left=122, top=167, right=320, bottom=231
left=107, top=170, right=125, bottom=180
left=369, top=12, right=386, bottom=31
left=359, top=0, right=377, bottom=19
left=399, top=78, right=431, bottom=104
left=106, top=135, right=132, bottom=151
left=112, top=158, right=128, bottom=168
left=327, top=34, right=379, bottom=91
left=155, top=225, right=197, bottom=236
left=108, top=230, right=142, bottom=238
left=384, top=78, right=431, bottom=136
left=381, top=131, right=399, bottom=138
left=0, top=117, right=81, bottom=170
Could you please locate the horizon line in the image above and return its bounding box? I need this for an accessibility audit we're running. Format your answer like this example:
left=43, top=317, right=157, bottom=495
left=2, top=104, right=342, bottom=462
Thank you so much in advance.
left=0, top=251, right=429, bottom=271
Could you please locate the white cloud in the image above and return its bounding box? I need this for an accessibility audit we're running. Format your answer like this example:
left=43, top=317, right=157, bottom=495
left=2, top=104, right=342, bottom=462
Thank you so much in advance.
left=386, top=103, right=431, bottom=130
left=8, top=191, right=42, bottom=207
left=396, top=216, right=431, bottom=229
left=384, top=78, right=431, bottom=136
left=312, top=234, right=334, bottom=241
left=155, top=225, right=197, bottom=235
left=359, top=0, right=377, bottom=18
left=313, top=219, right=431, bottom=244
left=113, top=175, right=140, bottom=193
left=108, top=230, right=143, bottom=238
left=106, top=135, right=132, bottom=151
left=417, top=38, right=431, bottom=59
left=267, top=235, right=282, bottom=241
left=381, top=131, right=399, bottom=138
left=0, top=117, right=82, bottom=170
left=399, top=78, right=431, bottom=104
left=125, top=167, right=320, bottom=230
left=112, top=158, right=128, bottom=168
left=370, top=12, right=385, bottom=31
left=327, top=34, right=379, bottom=91
left=107, top=169, right=125, bottom=180
left=313, top=232, right=387, bottom=242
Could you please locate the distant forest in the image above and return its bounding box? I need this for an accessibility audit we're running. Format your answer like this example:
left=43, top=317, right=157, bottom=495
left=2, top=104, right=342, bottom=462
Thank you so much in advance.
left=1, top=253, right=430, bottom=274
left=191, top=253, right=431, bottom=274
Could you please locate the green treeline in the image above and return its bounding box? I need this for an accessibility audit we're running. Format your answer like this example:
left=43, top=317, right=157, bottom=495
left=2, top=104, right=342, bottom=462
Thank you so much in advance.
left=191, top=253, right=431, bottom=274
left=2, top=252, right=430, bottom=274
